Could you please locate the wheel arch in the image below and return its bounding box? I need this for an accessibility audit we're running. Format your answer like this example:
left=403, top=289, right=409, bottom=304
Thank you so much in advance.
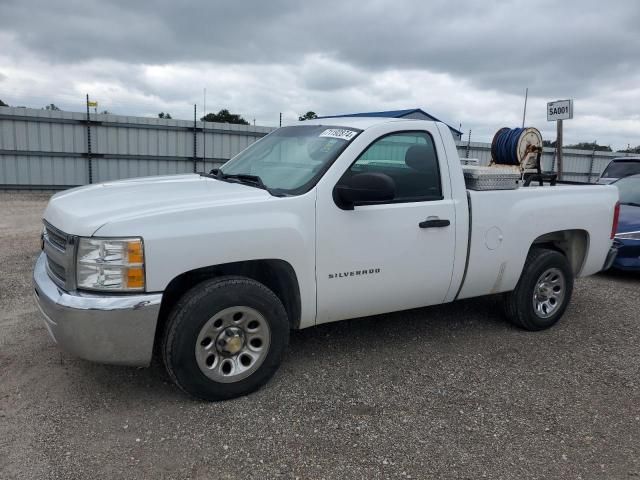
left=530, top=229, right=590, bottom=276
left=154, top=259, right=302, bottom=355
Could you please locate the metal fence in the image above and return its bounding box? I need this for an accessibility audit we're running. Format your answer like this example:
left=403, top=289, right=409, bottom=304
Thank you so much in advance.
left=0, top=106, right=273, bottom=189
left=0, top=106, right=629, bottom=189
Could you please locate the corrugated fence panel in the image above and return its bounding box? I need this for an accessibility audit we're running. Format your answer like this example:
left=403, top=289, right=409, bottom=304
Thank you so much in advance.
left=0, top=154, right=87, bottom=186
left=0, top=106, right=274, bottom=188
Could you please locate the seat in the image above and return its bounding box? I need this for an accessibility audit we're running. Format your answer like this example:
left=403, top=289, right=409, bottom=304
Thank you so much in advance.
left=405, top=145, right=438, bottom=173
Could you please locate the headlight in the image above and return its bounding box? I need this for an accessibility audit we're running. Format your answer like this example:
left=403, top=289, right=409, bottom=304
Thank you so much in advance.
left=615, top=230, right=640, bottom=240
left=76, top=237, right=145, bottom=291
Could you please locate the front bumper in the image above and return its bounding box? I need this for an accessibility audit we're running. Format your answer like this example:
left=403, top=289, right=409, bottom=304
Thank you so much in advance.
left=33, top=252, right=162, bottom=366
left=612, top=239, right=640, bottom=271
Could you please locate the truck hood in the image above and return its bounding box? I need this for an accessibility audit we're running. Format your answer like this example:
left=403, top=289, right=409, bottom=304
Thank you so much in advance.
left=43, top=174, right=271, bottom=236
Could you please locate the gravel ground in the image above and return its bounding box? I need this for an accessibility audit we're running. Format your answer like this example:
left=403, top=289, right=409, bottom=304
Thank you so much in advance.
left=1, top=191, right=639, bottom=480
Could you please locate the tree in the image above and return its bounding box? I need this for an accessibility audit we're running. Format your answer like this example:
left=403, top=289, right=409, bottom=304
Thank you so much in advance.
left=298, top=111, right=318, bottom=121
left=564, top=142, right=612, bottom=152
left=544, top=140, right=612, bottom=152
left=617, top=145, right=640, bottom=154
left=0, top=99, right=7, bottom=107
left=44, top=103, right=61, bottom=111
left=201, top=109, right=249, bottom=125
left=542, top=140, right=625, bottom=152
left=158, top=112, right=172, bottom=119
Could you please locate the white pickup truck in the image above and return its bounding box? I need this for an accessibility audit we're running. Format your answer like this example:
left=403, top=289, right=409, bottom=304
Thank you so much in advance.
left=34, top=117, right=619, bottom=401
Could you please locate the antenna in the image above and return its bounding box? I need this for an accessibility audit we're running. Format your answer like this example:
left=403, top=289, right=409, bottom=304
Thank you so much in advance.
left=522, top=87, right=528, bottom=128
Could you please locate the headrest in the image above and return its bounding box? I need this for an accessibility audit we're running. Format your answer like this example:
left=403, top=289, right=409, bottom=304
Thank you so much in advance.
left=405, top=144, right=437, bottom=173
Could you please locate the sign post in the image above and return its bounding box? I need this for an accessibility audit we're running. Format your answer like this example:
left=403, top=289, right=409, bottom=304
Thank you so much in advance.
left=547, top=99, right=573, bottom=180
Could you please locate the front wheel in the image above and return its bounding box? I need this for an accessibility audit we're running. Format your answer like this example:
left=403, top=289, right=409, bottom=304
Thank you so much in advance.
left=162, top=276, right=289, bottom=401
left=503, top=248, right=574, bottom=331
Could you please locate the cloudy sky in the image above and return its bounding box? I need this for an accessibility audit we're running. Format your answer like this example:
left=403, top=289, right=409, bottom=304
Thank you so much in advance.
left=1, top=0, right=639, bottom=149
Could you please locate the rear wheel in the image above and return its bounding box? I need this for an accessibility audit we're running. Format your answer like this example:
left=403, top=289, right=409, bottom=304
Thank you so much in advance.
left=503, top=248, right=574, bottom=331
left=162, top=276, right=289, bottom=401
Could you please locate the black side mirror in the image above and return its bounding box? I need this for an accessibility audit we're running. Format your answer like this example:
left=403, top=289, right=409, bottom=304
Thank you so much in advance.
left=333, top=172, right=396, bottom=210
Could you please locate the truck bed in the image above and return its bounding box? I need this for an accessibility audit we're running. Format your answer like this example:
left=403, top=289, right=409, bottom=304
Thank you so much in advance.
left=456, top=184, right=618, bottom=300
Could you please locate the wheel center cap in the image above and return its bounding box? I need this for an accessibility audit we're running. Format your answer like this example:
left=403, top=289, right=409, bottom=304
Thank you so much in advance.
left=538, top=283, right=551, bottom=298
left=216, top=327, right=245, bottom=355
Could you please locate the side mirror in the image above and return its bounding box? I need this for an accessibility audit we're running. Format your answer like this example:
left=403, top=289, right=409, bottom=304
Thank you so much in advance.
left=333, top=172, right=396, bottom=210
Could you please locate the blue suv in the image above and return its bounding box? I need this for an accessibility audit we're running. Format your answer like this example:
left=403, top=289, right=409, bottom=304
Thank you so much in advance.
left=611, top=174, right=640, bottom=271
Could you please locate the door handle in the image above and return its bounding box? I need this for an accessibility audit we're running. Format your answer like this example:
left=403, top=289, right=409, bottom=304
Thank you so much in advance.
left=419, top=218, right=450, bottom=228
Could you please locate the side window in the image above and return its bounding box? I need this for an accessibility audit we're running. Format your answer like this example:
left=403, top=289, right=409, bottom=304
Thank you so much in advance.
left=346, top=131, right=442, bottom=202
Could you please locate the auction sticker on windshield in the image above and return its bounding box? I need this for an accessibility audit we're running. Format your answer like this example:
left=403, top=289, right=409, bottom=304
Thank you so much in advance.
left=319, top=129, right=358, bottom=141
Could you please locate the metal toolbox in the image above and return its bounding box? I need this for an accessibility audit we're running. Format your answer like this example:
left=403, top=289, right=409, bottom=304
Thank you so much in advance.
left=462, top=165, right=521, bottom=191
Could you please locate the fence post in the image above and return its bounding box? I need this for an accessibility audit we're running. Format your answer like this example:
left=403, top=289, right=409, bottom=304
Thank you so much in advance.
left=465, top=130, right=471, bottom=159
left=588, top=146, right=596, bottom=183
left=193, top=104, right=197, bottom=173
left=86, top=94, right=93, bottom=184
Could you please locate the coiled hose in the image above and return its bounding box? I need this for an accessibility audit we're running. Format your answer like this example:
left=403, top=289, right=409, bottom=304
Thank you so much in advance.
left=491, top=127, right=524, bottom=166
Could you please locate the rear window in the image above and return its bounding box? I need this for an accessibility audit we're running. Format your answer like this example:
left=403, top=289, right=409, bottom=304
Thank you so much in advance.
left=601, top=160, right=640, bottom=179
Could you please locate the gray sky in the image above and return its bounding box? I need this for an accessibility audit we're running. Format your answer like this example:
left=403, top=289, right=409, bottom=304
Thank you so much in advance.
left=1, top=0, right=639, bottom=149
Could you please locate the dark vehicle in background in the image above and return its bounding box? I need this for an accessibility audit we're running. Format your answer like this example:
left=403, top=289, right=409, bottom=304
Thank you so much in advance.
left=598, top=157, right=640, bottom=184
left=611, top=174, right=640, bottom=271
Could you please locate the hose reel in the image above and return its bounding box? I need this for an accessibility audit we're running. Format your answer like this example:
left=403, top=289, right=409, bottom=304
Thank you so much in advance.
left=490, top=126, right=558, bottom=186
left=491, top=127, right=543, bottom=171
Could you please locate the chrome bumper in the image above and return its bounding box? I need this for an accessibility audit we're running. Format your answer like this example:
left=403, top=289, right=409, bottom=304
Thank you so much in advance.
left=33, top=252, right=162, bottom=366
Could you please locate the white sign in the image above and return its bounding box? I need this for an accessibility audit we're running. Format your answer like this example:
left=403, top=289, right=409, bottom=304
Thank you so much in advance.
left=547, top=99, right=573, bottom=121
left=319, top=128, right=358, bottom=141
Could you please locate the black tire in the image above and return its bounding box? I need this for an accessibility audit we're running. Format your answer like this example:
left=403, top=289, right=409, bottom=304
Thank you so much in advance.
left=503, top=248, right=574, bottom=331
left=162, top=276, right=289, bottom=401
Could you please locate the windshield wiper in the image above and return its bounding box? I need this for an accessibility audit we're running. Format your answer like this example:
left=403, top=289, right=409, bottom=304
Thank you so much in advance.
left=203, top=169, right=264, bottom=187
left=203, top=169, right=287, bottom=197
left=621, top=202, right=640, bottom=207
left=222, top=173, right=267, bottom=189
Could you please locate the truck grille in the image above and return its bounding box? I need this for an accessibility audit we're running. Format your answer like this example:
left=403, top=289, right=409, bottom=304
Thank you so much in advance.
left=46, top=256, right=66, bottom=283
left=44, top=224, right=67, bottom=251
left=43, top=222, right=74, bottom=290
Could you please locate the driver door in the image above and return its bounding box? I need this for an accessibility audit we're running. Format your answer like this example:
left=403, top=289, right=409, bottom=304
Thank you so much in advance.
left=315, top=128, right=456, bottom=324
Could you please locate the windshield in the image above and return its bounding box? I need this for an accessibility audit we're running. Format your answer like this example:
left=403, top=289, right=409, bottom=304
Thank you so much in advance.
left=220, top=125, right=361, bottom=195
left=601, top=160, right=640, bottom=179
left=614, top=175, right=640, bottom=205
